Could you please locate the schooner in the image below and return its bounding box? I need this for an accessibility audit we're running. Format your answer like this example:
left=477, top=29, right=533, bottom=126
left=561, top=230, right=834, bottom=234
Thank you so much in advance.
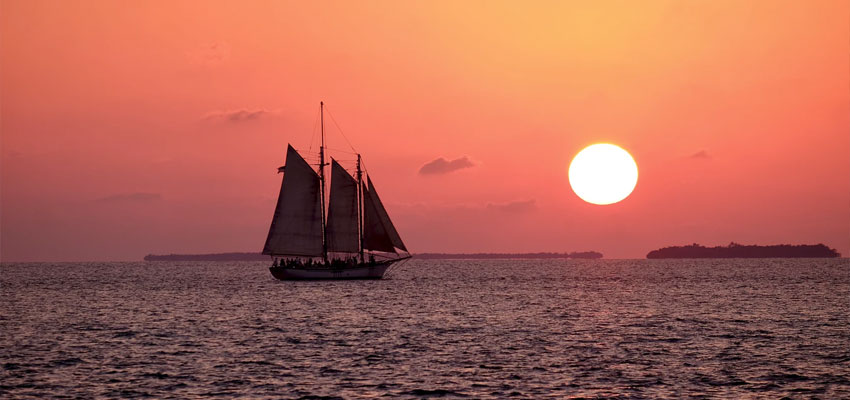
left=263, top=102, right=410, bottom=280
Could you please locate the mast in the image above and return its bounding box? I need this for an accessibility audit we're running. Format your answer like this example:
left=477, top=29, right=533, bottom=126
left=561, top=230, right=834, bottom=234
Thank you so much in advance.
left=356, top=154, right=364, bottom=263
left=319, top=101, right=328, bottom=262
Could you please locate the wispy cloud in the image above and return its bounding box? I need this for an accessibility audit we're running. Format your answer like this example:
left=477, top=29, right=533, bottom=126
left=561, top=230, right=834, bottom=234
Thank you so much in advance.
left=418, top=156, right=476, bottom=175
left=689, top=150, right=711, bottom=159
left=203, top=108, right=276, bottom=123
left=486, top=199, right=537, bottom=213
left=391, top=199, right=537, bottom=215
left=3, top=149, right=24, bottom=159
left=187, top=42, right=231, bottom=65
left=95, top=192, right=162, bottom=203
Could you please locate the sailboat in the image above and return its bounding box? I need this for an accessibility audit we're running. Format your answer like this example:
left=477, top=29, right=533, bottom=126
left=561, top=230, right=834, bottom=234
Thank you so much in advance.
left=263, top=102, right=410, bottom=280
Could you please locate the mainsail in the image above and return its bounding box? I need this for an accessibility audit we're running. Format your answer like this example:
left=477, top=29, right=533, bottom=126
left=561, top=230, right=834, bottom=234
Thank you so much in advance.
left=262, top=145, right=324, bottom=256
left=363, top=176, right=407, bottom=253
left=325, top=159, right=360, bottom=253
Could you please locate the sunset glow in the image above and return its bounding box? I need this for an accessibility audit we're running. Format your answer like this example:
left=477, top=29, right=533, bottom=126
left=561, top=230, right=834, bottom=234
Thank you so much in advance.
left=569, top=144, right=638, bottom=205
left=0, top=1, right=848, bottom=260
left=2, top=2, right=848, bottom=398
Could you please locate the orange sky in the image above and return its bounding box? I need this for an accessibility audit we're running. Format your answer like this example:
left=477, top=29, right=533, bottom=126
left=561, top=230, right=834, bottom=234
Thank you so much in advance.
left=2, top=0, right=848, bottom=261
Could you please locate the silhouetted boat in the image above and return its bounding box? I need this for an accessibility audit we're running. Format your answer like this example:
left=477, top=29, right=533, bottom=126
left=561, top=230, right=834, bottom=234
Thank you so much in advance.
left=263, top=102, right=410, bottom=280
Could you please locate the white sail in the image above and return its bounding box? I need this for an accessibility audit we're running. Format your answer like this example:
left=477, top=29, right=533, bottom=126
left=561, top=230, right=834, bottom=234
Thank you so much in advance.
left=326, top=159, right=360, bottom=253
left=262, top=145, right=324, bottom=257
left=363, top=176, right=407, bottom=253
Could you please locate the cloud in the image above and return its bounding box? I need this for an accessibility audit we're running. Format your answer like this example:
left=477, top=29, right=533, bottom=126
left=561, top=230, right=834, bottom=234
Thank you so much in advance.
left=2, top=149, right=24, bottom=160
left=486, top=199, right=537, bottom=213
left=689, top=150, right=711, bottom=159
left=188, top=42, right=231, bottom=65
left=418, top=156, right=476, bottom=175
left=203, top=108, right=276, bottom=123
left=95, top=193, right=162, bottom=203
left=391, top=199, right=537, bottom=215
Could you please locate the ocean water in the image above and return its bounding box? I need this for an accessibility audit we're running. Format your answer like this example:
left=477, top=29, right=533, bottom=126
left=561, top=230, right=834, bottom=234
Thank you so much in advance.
left=1, top=259, right=848, bottom=399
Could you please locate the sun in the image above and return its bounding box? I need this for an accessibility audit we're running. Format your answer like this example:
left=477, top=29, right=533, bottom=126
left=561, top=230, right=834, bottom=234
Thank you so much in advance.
left=569, top=143, right=638, bottom=205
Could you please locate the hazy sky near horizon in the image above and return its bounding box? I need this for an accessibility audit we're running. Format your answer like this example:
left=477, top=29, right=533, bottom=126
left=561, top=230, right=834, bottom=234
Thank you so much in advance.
left=2, top=0, right=848, bottom=261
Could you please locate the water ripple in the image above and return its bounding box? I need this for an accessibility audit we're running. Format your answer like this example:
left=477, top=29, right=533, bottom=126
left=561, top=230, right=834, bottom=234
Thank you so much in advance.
left=1, top=259, right=848, bottom=398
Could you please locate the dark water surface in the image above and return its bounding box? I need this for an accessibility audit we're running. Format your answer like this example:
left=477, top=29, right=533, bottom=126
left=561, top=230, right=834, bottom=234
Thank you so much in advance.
left=2, top=259, right=848, bottom=398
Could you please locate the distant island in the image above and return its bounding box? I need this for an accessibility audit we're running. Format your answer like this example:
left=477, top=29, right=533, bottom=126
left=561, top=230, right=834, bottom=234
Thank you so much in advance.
left=144, top=251, right=603, bottom=261
left=144, top=252, right=268, bottom=261
left=646, top=243, right=841, bottom=259
left=414, top=252, right=603, bottom=259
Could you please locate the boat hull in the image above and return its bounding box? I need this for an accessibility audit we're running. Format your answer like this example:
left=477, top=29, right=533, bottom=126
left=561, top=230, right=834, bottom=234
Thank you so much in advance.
left=268, top=260, right=397, bottom=280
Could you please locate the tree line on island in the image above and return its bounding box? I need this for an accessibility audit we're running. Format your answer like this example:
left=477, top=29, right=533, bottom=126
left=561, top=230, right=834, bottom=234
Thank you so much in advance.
left=414, top=251, right=603, bottom=259
left=144, top=253, right=269, bottom=262
left=143, top=251, right=604, bottom=261
left=144, top=243, right=842, bottom=261
left=646, top=243, right=840, bottom=259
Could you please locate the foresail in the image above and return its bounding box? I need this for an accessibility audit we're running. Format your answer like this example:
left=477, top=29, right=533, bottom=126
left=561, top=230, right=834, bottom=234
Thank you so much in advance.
left=362, top=176, right=407, bottom=253
left=362, top=183, right=395, bottom=252
left=262, top=145, right=324, bottom=256
left=326, top=159, right=360, bottom=253
left=368, top=177, right=407, bottom=251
